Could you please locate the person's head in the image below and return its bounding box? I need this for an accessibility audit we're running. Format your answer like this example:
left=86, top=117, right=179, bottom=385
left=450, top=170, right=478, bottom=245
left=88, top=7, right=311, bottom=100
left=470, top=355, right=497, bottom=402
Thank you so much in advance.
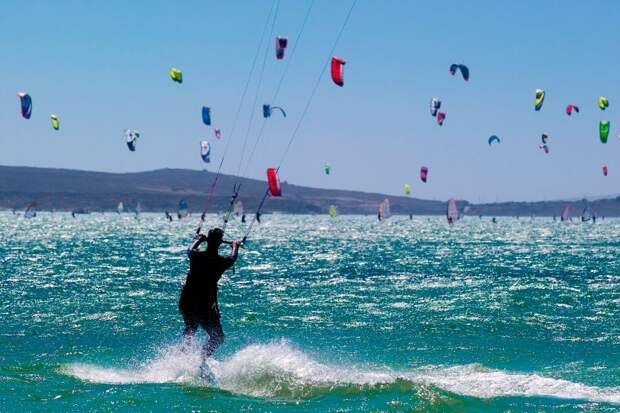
left=207, top=228, right=224, bottom=247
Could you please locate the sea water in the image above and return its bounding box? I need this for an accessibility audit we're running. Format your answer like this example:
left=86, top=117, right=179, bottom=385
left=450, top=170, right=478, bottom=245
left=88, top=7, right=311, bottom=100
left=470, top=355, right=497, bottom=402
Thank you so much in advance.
left=0, top=212, right=619, bottom=412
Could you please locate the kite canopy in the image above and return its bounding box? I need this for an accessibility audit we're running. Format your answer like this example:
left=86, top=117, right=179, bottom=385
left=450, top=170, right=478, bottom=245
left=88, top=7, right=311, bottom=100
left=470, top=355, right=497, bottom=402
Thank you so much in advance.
left=534, top=89, right=545, bottom=111
left=170, top=68, right=183, bottom=83
left=436, top=112, right=446, bottom=126
left=488, top=135, right=500, bottom=146
left=200, top=141, right=211, bottom=163
left=214, top=128, right=221, bottom=139
left=449, top=63, right=469, bottom=81
left=262, top=104, right=287, bottom=118
left=275, top=36, right=288, bottom=60
left=541, top=133, right=550, bottom=144
left=598, top=96, right=609, bottom=110
left=565, top=104, right=579, bottom=116
left=202, top=106, right=212, bottom=125
left=430, top=98, right=441, bottom=117
left=267, top=168, right=282, bottom=196
left=50, top=114, right=60, bottom=130
left=420, top=166, right=428, bottom=183
left=324, top=163, right=332, bottom=175
left=600, top=121, right=610, bottom=143
left=328, top=205, right=337, bottom=218
left=331, top=56, right=345, bottom=87
left=17, top=92, right=32, bottom=119
left=403, top=183, right=412, bottom=195
left=125, top=129, right=140, bottom=152
left=602, top=164, right=608, bottom=176
left=539, top=144, right=549, bottom=154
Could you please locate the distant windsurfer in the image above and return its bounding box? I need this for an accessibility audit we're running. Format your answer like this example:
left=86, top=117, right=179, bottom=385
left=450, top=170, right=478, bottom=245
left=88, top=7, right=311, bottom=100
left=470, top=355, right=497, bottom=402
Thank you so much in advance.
left=179, top=228, right=239, bottom=362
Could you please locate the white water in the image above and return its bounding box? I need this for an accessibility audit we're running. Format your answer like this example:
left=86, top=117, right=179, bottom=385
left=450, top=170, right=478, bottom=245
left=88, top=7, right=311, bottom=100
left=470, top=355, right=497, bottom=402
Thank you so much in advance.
left=63, top=340, right=620, bottom=404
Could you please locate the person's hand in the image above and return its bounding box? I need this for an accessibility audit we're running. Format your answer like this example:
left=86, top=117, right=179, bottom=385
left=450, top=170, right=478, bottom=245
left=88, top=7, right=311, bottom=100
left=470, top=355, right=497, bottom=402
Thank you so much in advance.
left=196, top=233, right=207, bottom=241
left=231, top=240, right=240, bottom=248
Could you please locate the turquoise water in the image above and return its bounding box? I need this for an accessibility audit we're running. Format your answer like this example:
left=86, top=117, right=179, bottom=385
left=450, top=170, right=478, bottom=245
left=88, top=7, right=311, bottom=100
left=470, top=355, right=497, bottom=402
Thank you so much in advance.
left=1, top=212, right=619, bottom=412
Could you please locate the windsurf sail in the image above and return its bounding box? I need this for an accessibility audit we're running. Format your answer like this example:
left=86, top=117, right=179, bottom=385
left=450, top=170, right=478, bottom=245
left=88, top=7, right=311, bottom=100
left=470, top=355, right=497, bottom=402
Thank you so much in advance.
left=447, top=198, right=459, bottom=224
left=233, top=199, right=244, bottom=217
left=178, top=199, right=189, bottom=219
left=117, top=202, right=124, bottom=214
left=328, top=204, right=337, bottom=218
left=581, top=205, right=592, bottom=222
left=378, top=198, right=391, bottom=221
left=560, top=205, right=570, bottom=222
left=24, top=203, right=37, bottom=218
left=135, top=202, right=142, bottom=218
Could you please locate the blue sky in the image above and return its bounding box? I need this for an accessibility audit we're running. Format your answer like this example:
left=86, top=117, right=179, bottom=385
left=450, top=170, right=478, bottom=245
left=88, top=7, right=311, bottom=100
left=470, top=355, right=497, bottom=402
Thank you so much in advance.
left=1, top=1, right=619, bottom=202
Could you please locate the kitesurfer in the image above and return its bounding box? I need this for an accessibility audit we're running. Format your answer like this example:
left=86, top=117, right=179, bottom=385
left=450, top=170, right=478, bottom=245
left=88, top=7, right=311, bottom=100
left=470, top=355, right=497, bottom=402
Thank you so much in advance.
left=180, top=228, right=240, bottom=360
left=165, top=211, right=173, bottom=222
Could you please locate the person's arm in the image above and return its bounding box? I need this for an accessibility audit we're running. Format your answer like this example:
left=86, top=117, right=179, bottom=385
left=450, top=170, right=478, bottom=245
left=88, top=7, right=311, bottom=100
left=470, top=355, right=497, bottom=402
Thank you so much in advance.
left=229, top=241, right=240, bottom=263
left=188, top=233, right=207, bottom=256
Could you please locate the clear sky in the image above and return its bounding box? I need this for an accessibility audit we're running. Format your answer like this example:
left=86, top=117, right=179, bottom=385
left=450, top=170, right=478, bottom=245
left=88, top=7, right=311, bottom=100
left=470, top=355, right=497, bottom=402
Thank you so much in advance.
left=1, top=1, right=619, bottom=202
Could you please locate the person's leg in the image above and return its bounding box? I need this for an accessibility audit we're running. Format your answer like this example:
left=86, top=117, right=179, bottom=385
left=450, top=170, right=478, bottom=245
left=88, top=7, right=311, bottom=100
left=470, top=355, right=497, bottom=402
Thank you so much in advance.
left=181, top=310, right=199, bottom=340
left=202, top=314, right=224, bottom=358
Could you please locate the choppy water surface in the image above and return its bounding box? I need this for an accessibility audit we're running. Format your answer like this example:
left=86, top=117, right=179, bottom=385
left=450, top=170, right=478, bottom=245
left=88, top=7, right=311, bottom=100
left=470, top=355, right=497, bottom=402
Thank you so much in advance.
left=0, top=212, right=619, bottom=412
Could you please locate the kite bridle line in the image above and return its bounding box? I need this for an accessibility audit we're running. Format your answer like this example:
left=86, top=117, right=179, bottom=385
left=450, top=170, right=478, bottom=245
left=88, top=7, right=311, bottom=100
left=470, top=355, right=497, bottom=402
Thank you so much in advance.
left=197, top=0, right=278, bottom=234
left=222, top=0, right=316, bottom=233
left=240, top=0, right=359, bottom=245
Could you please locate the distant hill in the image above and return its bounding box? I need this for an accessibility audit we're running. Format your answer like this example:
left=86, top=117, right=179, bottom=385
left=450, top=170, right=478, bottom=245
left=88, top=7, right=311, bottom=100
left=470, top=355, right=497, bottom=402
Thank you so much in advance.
left=0, top=166, right=452, bottom=214
left=2, top=165, right=620, bottom=216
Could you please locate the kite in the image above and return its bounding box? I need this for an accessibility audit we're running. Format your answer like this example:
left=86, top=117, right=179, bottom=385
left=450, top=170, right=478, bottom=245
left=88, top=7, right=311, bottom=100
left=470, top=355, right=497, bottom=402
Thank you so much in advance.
left=488, top=135, right=500, bottom=145
left=535, top=89, right=545, bottom=111
left=449, top=64, right=469, bottom=81
left=200, top=141, right=211, bottom=162
left=17, top=92, right=32, bottom=119
left=420, top=166, right=428, bottom=183
left=263, top=104, right=286, bottom=118
left=125, top=129, right=140, bottom=152
left=202, top=106, right=212, bottom=125
left=331, top=56, right=345, bottom=87
left=600, top=121, right=610, bottom=143
left=565, top=104, right=579, bottom=116
left=267, top=167, right=282, bottom=196
left=430, top=98, right=441, bottom=117
left=275, top=36, right=288, bottom=60
left=170, top=68, right=183, bottom=83
left=50, top=114, right=60, bottom=130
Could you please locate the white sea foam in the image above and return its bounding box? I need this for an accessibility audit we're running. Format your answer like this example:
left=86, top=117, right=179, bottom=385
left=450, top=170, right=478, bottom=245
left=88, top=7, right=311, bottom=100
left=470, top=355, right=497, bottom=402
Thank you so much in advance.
left=63, top=340, right=620, bottom=404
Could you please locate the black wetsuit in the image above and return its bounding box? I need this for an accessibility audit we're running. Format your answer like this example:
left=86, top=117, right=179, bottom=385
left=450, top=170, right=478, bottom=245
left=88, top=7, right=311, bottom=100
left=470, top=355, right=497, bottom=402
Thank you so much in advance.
left=179, top=247, right=235, bottom=357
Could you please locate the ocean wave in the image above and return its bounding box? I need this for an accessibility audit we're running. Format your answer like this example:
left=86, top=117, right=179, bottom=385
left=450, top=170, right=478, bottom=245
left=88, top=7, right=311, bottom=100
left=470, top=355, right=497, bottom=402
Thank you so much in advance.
left=62, top=340, right=620, bottom=404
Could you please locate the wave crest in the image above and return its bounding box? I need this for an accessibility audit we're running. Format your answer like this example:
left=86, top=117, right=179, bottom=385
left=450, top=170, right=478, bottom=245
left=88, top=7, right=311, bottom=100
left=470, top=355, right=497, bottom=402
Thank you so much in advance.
left=63, top=340, right=620, bottom=404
